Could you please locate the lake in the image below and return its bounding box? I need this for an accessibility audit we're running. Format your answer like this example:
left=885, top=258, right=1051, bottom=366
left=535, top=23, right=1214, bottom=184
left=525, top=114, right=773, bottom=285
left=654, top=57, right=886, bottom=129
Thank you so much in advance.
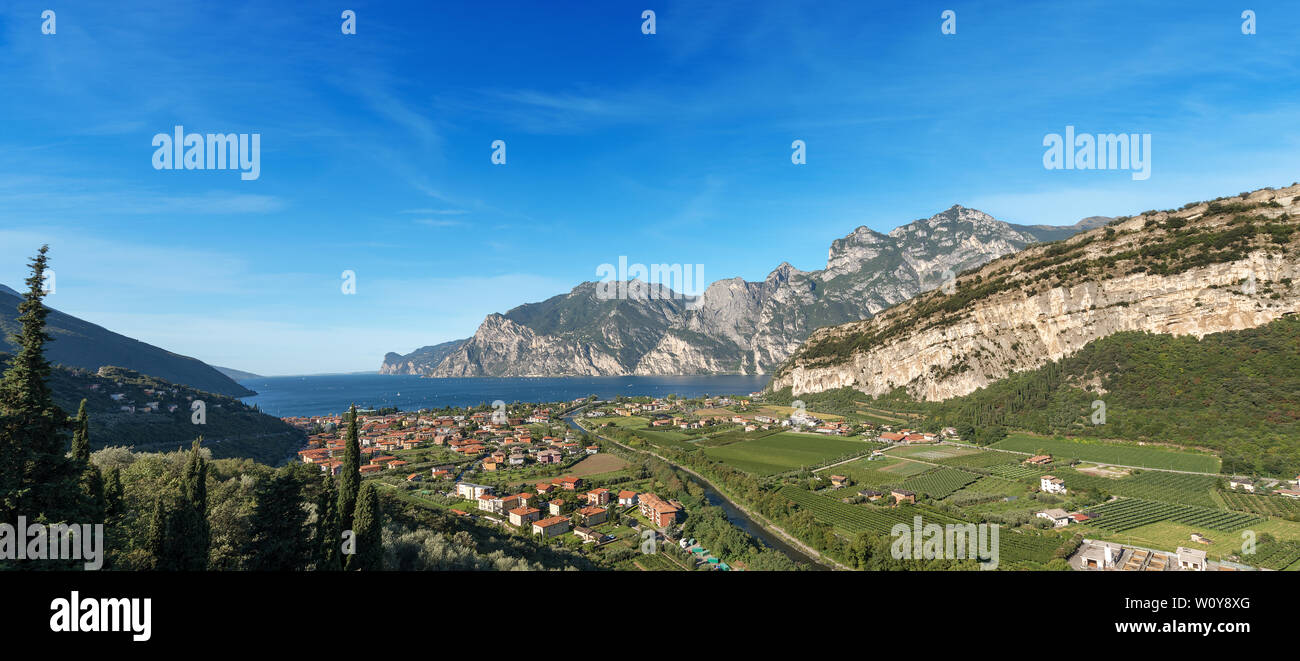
left=238, top=373, right=770, bottom=417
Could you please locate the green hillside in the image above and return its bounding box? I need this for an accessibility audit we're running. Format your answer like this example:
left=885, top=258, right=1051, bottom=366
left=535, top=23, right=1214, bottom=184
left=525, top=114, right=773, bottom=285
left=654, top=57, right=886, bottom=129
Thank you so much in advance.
left=912, top=315, right=1300, bottom=476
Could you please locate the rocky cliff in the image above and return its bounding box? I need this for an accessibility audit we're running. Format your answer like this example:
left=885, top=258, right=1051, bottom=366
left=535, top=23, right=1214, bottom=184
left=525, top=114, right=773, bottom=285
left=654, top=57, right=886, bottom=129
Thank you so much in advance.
left=770, top=184, right=1300, bottom=401
left=383, top=206, right=1099, bottom=376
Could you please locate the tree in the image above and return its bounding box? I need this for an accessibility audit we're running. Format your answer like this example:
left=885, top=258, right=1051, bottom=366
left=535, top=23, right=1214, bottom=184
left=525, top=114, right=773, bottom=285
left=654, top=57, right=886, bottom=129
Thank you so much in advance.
left=348, top=482, right=382, bottom=571
left=69, top=399, right=90, bottom=463
left=0, top=245, right=81, bottom=526
left=315, top=473, right=342, bottom=571
left=173, top=439, right=210, bottom=570
left=338, top=404, right=361, bottom=531
left=244, top=466, right=313, bottom=571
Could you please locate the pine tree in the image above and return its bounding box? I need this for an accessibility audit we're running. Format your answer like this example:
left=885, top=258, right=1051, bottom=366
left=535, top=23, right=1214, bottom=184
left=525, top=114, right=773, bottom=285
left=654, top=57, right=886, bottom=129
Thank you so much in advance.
left=348, top=481, right=382, bottom=571
left=244, top=466, right=313, bottom=570
left=338, top=404, right=361, bottom=531
left=0, top=246, right=80, bottom=525
left=69, top=399, right=90, bottom=463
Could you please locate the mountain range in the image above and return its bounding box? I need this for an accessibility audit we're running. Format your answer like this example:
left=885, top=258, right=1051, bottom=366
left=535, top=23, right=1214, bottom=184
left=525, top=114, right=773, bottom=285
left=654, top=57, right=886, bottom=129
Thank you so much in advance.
left=769, top=184, right=1300, bottom=401
left=381, top=206, right=1105, bottom=377
left=0, top=283, right=254, bottom=398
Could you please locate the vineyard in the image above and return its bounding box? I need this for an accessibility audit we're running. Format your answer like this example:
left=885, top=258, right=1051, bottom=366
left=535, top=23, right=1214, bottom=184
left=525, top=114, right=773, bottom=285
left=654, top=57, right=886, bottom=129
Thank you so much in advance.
left=990, top=435, right=1221, bottom=472
left=999, top=531, right=1069, bottom=565
left=778, top=487, right=962, bottom=535
left=1219, top=491, right=1300, bottom=521
left=987, top=464, right=1047, bottom=480
left=1249, top=540, right=1300, bottom=570
left=1058, top=470, right=1219, bottom=507
left=900, top=468, right=981, bottom=499
left=1085, top=498, right=1262, bottom=532
left=934, top=450, right=1020, bottom=469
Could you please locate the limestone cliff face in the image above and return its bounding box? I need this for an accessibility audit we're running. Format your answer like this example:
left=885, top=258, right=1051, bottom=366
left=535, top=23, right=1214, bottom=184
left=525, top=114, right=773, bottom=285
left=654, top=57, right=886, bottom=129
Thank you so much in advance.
left=382, top=206, right=1097, bottom=377
left=771, top=185, right=1300, bottom=401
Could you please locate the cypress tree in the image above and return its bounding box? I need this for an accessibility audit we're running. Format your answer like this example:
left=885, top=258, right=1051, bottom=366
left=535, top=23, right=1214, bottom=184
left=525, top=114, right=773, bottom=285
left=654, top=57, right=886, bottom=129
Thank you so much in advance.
left=69, top=399, right=90, bottom=463
left=348, top=481, right=382, bottom=571
left=103, top=466, right=124, bottom=517
left=338, top=404, right=361, bottom=531
left=175, top=439, right=210, bottom=570
left=244, top=466, right=312, bottom=570
left=316, top=473, right=342, bottom=570
left=146, top=494, right=169, bottom=570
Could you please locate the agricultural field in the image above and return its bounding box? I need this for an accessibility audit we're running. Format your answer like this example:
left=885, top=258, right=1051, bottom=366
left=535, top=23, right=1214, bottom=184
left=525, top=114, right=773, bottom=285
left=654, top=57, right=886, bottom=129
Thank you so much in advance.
left=886, top=445, right=974, bottom=461
left=900, top=468, right=981, bottom=499
left=954, top=476, right=1025, bottom=498
left=934, top=450, right=1021, bottom=470
left=704, top=432, right=873, bottom=476
left=987, top=463, right=1048, bottom=480
left=1219, top=491, right=1300, bottom=521
left=759, top=405, right=843, bottom=421
left=1250, top=541, right=1300, bottom=570
left=1057, top=469, right=1219, bottom=507
left=999, top=531, right=1070, bottom=565
left=830, top=457, right=920, bottom=487
left=777, top=487, right=962, bottom=535
left=1084, top=498, right=1262, bottom=532
left=601, top=415, right=652, bottom=429
left=634, top=429, right=698, bottom=450
left=990, top=434, right=1221, bottom=473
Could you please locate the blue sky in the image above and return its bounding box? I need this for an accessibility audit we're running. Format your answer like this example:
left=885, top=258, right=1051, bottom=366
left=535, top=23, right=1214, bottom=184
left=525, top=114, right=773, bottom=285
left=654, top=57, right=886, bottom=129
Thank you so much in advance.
left=1, top=0, right=1298, bottom=375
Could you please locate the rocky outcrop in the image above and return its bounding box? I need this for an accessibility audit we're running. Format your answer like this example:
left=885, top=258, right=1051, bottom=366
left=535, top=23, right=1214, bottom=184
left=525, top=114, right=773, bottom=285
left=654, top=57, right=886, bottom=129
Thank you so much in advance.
left=771, top=184, right=1300, bottom=401
left=383, top=206, right=1095, bottom=376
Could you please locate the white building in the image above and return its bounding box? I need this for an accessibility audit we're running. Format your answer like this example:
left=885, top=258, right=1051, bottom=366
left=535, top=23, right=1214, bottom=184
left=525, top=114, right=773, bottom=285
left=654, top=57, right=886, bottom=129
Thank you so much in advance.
left=1177, top=546, right=1207, bottom=571
left=1036, top=508, right=1071, bottom=527
left=1040, top=475, right=1067, bottom=494
left=456, top=482, right=493, bottom=500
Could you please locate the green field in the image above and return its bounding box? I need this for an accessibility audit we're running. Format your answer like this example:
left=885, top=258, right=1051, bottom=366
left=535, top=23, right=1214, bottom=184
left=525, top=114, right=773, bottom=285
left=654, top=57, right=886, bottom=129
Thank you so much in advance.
left=900, top=468, right=981, bottom=499
left=704, top=432, right=873, bottom=476
left=934, top=450, right=1021, bottom=470
left=778, top=487, right=963, bottom=535
left=990, top=434, right=1220, bottom=473
left=1219, top=491, right=1300, bottom=521
left=1058, top=469, right=1219, bottom=507
left=1084, top=498, right=1262, bottom=532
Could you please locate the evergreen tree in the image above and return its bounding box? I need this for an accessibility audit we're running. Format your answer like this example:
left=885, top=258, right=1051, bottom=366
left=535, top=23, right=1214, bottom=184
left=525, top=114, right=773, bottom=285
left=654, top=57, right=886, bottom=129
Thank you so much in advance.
left=146, top=494, right=169, bottom=570
left=69, top=399, right=90, bottom=463
left=173, top=439, right=210, bottom=570
left=0, top=245, right=80, bottom=525
left=244, top=465, right=312, bottom=570
left=338, top=404, right=361, bottom=531
left=103, top=466, right=124, bottom=517
left=348, top=481, right=382, bottom=571
left=315, top=473, right=342, bottom=571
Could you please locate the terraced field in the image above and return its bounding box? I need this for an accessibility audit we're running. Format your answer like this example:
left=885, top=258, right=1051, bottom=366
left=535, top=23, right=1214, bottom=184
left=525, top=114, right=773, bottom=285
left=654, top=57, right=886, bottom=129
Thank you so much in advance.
left=1085, top=498, right=1262, bottom=532
left=990, top=434, right=1220, bottom=473
left=900, top=468, right=981, bottom=499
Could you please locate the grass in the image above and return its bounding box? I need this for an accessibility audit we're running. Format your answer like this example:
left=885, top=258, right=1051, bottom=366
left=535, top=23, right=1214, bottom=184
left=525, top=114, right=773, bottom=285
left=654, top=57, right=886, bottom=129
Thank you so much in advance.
left=704, top=432, right=874, bottom=476
left=990, top=433, right=1221, bottom=473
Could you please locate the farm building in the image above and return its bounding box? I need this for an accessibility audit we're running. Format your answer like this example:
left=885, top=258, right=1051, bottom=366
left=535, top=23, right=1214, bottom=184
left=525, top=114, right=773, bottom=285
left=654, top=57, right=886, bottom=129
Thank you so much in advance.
left=1177, top=547, right=1207, bottom=571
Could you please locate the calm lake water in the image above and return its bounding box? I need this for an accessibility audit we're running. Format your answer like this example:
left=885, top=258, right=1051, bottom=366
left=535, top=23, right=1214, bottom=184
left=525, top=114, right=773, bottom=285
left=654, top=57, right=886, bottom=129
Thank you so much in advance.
left=239, top=373, right=769, bottom=418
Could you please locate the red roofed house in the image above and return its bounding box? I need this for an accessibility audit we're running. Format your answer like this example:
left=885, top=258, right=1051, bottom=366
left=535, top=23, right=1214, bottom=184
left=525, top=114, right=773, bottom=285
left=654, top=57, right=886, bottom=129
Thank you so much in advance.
left=579, top=505, right=608, bottom=525
left=532, top=516, right=570, bottom=538
left=617, top=491, right=638, bottom=506
left=586, top=488, right=611, bottom=506
left=637, top=493, right=683, bottom=528
left=509, top=506, right=541, bottom=527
